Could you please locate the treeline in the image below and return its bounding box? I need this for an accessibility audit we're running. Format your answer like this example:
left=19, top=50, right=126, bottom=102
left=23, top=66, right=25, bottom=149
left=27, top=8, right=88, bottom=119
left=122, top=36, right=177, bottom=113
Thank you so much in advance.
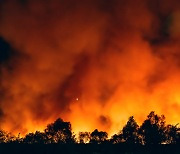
left=0, top=111, right=179, bottom=145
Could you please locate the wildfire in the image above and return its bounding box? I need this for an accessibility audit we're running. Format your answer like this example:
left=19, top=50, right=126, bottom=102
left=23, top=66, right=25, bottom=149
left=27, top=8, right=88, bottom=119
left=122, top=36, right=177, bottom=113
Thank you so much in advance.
left=0, top=0, right=180, bottom=136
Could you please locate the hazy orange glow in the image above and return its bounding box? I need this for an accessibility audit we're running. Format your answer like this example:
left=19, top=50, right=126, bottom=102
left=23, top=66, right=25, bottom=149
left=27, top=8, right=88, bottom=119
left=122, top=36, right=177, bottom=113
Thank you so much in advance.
left=0, top=0, right=180, bottom=136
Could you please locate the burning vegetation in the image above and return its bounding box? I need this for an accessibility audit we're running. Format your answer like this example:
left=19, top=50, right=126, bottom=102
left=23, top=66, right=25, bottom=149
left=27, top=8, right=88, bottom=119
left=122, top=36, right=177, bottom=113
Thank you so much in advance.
left=0, top=112, right=180, bottom=145
left=0, top=0, right=180, bottom=136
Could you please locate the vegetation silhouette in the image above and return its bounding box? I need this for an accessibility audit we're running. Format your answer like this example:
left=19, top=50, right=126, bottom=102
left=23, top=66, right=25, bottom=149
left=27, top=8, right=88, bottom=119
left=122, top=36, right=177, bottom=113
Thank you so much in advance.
left=139, top=111, right=167, bottom=145
left=122, top=116, right=140, bottom=144
left=78, top=132, right=91, bottom=143
left=0, top=111, right=179, bottom=154
left=90, top=129, right=108, bottom=144
left=23, top=131, right=47, bottom=144
left=44, top=118, right=75, bottom=144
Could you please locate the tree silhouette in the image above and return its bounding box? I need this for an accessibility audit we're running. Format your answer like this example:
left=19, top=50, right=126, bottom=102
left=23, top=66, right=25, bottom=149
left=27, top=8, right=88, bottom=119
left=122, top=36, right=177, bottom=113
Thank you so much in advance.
left=139, top=111, right=166, bottom=144
left=14, top=133, right=23, bottom=143
left=110, top=133, right=124, bottom=144
left=78, top=132, right=91, bottom=143
left=0, top=130, right=7, bottom=143
left=0, top=113, right=179, bottom=147
left=165, top=124, right=180, bottom=144
left=44, top=118, right=74, bottom=143
left=122, top=116, right=140, bottom=144
left=24, top=131, right=47, bottom=144
left=0, top=130, right=16, bottom=143
left=90, top=129, right=108, bottom=144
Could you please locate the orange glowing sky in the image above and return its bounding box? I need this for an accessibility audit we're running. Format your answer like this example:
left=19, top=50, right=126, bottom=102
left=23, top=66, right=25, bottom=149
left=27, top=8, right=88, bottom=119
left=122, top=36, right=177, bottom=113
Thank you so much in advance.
left=0, top=0, right=180, bottom=136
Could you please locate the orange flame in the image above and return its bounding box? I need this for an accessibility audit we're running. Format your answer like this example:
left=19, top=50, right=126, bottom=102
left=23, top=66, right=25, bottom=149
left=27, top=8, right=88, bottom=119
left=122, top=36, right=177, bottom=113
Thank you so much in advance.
left=0, top=0, right=180, bottom=136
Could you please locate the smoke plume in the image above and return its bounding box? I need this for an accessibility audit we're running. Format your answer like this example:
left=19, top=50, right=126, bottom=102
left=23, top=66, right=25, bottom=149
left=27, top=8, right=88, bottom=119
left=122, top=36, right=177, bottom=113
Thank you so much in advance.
left=0, top=0, right=180, bottom=135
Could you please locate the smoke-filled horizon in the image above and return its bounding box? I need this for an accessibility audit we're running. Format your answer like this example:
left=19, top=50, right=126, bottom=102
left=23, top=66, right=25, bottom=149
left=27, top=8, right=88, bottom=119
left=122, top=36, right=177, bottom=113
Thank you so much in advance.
left=0, top=0, right=180, bottom=136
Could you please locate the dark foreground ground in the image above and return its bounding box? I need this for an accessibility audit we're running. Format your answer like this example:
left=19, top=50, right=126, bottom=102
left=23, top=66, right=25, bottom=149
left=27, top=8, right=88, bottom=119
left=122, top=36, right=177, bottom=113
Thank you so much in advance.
left=0, top=143, right=179, bottom=154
